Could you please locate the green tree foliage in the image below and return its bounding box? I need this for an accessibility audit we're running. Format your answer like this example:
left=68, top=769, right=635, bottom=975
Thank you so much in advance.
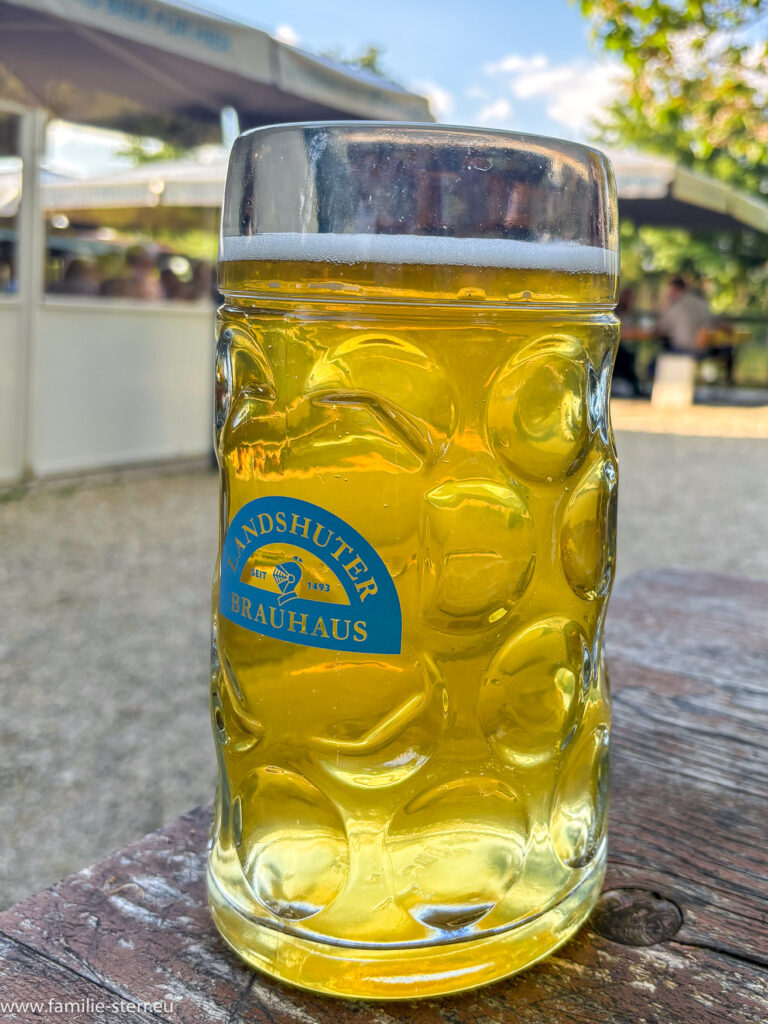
left=580, top=0, right=768, bottom=191
left=579, top=0, right=768, bottom=312
left=322, top=45, right=391, bottom=78
left=347, top=46, right=388, bottom=74
left=619, top=221, right=768, bottom=313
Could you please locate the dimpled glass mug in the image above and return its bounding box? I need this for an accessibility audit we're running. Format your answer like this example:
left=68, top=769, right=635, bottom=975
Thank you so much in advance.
left=209, top=123, right=618, bottom=1000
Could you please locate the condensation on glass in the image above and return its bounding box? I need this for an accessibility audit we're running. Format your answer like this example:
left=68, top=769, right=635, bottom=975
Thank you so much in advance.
left=211, top=122, right=619, bottom=1000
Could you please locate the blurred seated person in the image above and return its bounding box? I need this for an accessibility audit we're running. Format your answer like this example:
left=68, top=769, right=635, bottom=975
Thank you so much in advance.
left=619, top=276, right=717, bottom=387
left=657, top=276, right=712, bottom=354
left=658, top=275, right=737, bottom=381
left=50, top=258, right=100, bottom=296
left=100, top=246, right=162, bottom=300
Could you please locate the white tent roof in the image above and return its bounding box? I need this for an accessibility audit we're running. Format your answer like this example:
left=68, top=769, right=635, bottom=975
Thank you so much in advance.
left=609, top=150, right=768, bottom=234
left=42, top=151, right=230, bottom=212
left=19, top=147, right=768, bottom=238
left=5, top=142, right=768, bottom=238
left=0, top=150, right=228, bottom=216
left=0, top=159, right=77, bottom=217
left=0, top=0, right=432, bottom=140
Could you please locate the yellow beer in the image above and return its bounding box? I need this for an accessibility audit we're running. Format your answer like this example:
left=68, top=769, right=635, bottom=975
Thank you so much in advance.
left=209, top=234, right=618, bottom=997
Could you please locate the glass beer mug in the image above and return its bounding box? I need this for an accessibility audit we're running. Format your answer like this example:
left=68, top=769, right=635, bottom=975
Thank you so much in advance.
left=209, top=123, right=618, bottom=999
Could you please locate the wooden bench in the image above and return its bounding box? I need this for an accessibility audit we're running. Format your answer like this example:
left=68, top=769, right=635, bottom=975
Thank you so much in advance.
left=1, top=569, right=766, bottom=1022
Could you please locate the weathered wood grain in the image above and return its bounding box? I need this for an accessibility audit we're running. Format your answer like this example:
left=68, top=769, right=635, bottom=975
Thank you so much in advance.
left=603, top=571, right=768, bottom=965
left=0, top=934, right=161, bottom=1024
left=0, top=827, right=766, bottom=1024
left=0, top=808, right=249, bottom=1024
left=0, top=570, right=765, bottom=1023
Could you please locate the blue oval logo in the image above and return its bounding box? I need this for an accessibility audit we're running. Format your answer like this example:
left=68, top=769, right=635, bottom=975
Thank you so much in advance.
left=219, top=496, right=402, bottom=654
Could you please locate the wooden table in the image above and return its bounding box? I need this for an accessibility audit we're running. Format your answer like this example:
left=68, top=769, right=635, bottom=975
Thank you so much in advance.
left=1, top=570, right=766, bottom=1023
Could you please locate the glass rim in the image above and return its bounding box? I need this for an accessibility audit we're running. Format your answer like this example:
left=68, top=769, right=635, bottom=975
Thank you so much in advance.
left=232, top=119, right=612, bottom=162
left=219, top=117, right=618, bottom=307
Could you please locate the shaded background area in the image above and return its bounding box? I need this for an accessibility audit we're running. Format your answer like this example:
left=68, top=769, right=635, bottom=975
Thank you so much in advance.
left=1, top=430, right=767, bottom=909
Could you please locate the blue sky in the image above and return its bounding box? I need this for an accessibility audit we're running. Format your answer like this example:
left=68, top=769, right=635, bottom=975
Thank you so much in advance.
left=47, top=0, right=623, bottom=174
left=197, top=0, right=622, bottom=139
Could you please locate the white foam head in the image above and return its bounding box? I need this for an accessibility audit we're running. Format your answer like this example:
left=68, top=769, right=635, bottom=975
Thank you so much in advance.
left=220, top=232, right=617, bottom=275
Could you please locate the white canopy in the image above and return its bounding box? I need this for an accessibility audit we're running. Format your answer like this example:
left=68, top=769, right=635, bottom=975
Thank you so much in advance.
left=15, top=148, right=767, bottom=239
left=40, top=149, right=231, bottom=213
left=609, top=150, right=768, bottom=234
left=0, top=0, right=432, bottom=141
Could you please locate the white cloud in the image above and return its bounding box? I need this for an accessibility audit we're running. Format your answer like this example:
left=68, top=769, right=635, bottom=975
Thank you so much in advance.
left=274, top=23, right=299, bottom=46
left=476, top=98, right=514, bottom=128
left=411, top=81, right=455, bottom=121
left=511, top=65, right=575, bottom=100
left=544, top=64, right=625, bottom=132
left=480, top=52, right=625, bottom=136
left=484, top=53, right=548, bottom=76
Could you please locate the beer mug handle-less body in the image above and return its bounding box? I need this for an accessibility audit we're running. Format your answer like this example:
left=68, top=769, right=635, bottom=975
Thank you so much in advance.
left=210, top=123, right=619, bottom=1000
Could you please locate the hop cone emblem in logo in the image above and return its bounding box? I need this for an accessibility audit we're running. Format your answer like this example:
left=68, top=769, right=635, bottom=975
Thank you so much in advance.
left=274, top=558, right=303, bottom=605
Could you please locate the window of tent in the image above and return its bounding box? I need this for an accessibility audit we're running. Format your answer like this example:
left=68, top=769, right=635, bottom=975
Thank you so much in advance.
left=44, top=205, right=220, bottom=302
left=0, top=112, right=19, bottom=296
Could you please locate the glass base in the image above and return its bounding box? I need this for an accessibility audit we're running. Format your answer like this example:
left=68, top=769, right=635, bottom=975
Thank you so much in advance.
left=207, top=846, right=605, bottom=1000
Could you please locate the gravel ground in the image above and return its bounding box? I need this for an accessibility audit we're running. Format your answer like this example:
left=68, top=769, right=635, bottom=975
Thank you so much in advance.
left=1, top=431, right=767, bottom=909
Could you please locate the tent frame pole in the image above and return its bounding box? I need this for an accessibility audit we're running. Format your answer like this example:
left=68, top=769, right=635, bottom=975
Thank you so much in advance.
left=17, top=106, right=47, bottom=481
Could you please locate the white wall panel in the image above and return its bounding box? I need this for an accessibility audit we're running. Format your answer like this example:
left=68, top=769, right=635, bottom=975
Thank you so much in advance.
left=33, top=300, right=213, bottom=476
